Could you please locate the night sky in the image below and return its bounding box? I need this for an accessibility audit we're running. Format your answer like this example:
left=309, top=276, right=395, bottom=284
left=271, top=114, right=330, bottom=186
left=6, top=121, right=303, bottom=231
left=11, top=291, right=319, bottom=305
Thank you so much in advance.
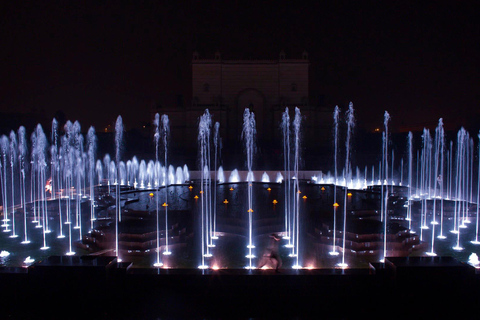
left=0, top=1, right=478, bottom=133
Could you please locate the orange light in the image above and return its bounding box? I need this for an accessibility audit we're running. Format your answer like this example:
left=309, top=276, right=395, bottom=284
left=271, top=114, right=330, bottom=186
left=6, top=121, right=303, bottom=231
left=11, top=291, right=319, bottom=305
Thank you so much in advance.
left=249, top=183, right=252, bottom=187
left=248, top=208, right=254, bottom=212
left=188, top=185, right=193, bottom=190
left=333, top=203, right=340, bottom=207
left=223, top=199, right=229, bottom=204
left=162, top=202, right=168, bottom=207
left=194, top=195, right=199, bottom=199
left=302, top=195, right=307, bottom=199
left=212, top=265, right=220, bottom=271
left=200, top=190, right=204, bottom=194
left=347, top=192, right=352, bottom=197
left=267, top=188, right=271, bottom=191
left=321, top=187, right=326, bottom=191
left=149, top=193, right=154, bottom=197
left=272, top=199, right=278, bottom=205
left=229, top=187, right=234, bottom=191
left=298, top=190, right=301, bottom=194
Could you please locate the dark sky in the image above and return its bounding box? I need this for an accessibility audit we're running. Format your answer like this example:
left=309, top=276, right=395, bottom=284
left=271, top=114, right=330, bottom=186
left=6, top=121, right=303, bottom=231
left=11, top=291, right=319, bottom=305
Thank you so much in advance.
left=0, top=1, right=478, bottom=133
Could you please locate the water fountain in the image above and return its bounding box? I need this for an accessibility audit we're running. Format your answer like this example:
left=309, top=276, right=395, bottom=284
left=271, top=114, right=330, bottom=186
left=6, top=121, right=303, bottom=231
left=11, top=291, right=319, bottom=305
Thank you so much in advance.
left=1, top=104, right=480, bottom=272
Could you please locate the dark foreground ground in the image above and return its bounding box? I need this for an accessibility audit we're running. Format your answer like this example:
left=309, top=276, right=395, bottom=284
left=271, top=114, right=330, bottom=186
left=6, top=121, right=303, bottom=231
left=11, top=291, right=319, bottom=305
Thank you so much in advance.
left=0, top=255, right=478, bottom=319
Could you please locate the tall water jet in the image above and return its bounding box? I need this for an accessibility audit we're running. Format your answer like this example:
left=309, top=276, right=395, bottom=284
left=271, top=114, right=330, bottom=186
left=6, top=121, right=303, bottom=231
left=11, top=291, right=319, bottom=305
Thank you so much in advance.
left=115, top=116, right=123, bottom=261
left=292, top=107, right=302, bottom=269
left=152, top=113, right=163, bottom=267
left=18, top=126, right=30, bottom=244
left=9, top=131, right=18, bottom=238
left=160, top=114, right=171, bottom=256
left=406, top=132, right=413, bottom=229
left=73, top=122, right=83, bottom=239
left=1, top=135, right=10, bottom=232
left=36, top=124, right=50, bottom=250
left=87, top=127, right=97, bottom=231
left=472, top=130, right=480, bottom=245
left=452, top=128, right=466, bottom=251
left=212, top=122, right=221, bottom=240
left=281, top=108, right=292, bottom=245
left=438, top=120, right=447, bottom=240
left=419, top=129, right=432, bottom=237
left=242, top=108, right=256, bottom=269
left=339, top=103, right=355, bottom=268
left=51, top=119, right=65, bottom=238
left=427, top=119, right=444, bottom=255
left=381, top=111, right=390, bottom=262
left=198, top=110, right=212, bottom=268
left=330, top=105, right=340, bottom=256
left=64, top=121, right=75, bottom=255
left=51, top=119, right=58, bottom=200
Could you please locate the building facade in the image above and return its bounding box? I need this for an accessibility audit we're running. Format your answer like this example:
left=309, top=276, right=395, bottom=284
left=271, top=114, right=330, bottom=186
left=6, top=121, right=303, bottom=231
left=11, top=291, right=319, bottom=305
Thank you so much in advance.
left=155, top=51, right=332, bottom=169
left=192, top=50, right=310, bottom=145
